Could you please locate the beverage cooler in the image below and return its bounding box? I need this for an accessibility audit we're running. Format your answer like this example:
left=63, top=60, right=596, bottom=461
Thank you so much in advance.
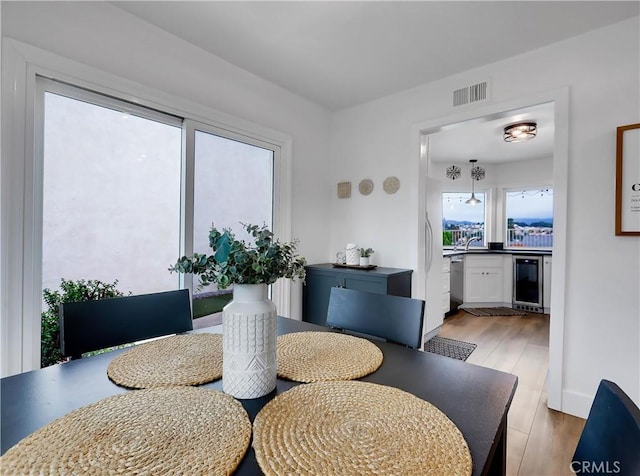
left=512, top=256, right=544, bottom=313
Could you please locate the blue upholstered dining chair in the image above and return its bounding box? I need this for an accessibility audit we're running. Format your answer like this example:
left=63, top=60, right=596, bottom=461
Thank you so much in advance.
left=571, top=379, right=640, bottom=475
left=59, top=289, right=193, bottom=360
left=326, top=287, right=425, bottom=349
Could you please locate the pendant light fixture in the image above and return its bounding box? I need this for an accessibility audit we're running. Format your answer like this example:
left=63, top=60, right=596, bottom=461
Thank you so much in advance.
left=465, top=159, right=485, bottom=206
left=503, top=122, right=537, bottom=142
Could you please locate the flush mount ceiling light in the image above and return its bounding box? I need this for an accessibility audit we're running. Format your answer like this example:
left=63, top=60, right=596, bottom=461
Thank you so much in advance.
left=503, top=122, right=537, bottom=142
left=465, top=159, right=485, bottom=206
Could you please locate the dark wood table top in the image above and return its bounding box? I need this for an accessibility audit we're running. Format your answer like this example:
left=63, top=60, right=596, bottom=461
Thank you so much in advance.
left=1, top=317, right=517, bottom=475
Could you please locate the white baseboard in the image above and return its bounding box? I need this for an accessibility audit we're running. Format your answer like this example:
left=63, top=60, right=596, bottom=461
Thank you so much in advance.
left=561, top=389, right=594, bottom=419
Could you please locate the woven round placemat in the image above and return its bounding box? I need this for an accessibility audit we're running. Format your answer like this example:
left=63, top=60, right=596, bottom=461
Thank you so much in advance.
left=277, top=332, right=383, bottom=382
left=253, top=381, right=472, bottom=476
left=107, top=333, right=223, bottom=388
left=0, top=387, right=251, bottom=475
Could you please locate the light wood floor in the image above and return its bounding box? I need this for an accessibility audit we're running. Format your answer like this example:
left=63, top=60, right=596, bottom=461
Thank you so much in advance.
left=440, top=310, right=585, bottom=476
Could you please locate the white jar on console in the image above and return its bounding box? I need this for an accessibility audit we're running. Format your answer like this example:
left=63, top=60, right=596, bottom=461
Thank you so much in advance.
left=345, top=243, right=359, bottom=265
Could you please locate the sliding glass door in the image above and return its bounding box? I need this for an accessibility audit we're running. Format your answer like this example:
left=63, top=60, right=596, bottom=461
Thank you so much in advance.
left=36, top=79, right=279, bottom=366
left=1, top=64, right=291, bottom=375
left=186, top=122, right=275, bottom=294
left=40, top=80, right=278, bottom=300
left=41, top=80, right=183, bottom=297
left=193, top=129, right=274, bottom=253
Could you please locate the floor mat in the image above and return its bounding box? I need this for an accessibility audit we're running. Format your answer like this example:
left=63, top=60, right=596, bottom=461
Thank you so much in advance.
left=464, top=307, right=527, bottom=317
left=423, top=336, right=477, bottom=361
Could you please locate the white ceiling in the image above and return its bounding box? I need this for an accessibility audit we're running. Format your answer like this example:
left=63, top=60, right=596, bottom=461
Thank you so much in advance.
left=111, top=1, right=637, bottom=163
left=112, top=1, right=639, bottom=111
left=428, top=102, right=555, bottom=164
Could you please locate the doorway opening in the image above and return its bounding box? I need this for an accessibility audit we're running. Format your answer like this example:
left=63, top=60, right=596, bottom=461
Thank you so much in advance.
left=414, top=89, right=569, bottom=412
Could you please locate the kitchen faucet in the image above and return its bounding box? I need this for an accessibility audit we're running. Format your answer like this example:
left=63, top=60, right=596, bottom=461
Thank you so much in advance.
left=465, top=236, right=481, bottom=251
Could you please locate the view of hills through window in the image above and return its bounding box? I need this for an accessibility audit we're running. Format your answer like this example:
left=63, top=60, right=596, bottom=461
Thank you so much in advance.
left=442, top=189, right=553, bottom=249
left=442, top=192, right=486, bottom=248
left=505, top=189, right=553, bottom=248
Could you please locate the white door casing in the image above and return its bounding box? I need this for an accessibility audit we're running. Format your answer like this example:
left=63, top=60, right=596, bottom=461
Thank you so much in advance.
left=413, top=88, right=569, bottom=412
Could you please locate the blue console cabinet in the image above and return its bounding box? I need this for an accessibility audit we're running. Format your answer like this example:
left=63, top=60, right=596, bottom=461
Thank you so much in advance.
left=302, top=263, right=413, bottom=326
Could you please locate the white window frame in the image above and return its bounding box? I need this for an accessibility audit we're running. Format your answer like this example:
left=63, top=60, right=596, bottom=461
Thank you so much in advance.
left=503, top=186, right=554, bottom=250
left=1, top=39, right=293, bottom=376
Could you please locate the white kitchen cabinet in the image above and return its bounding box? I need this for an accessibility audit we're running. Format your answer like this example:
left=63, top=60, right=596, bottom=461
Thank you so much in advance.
left=543, top=256, right=552, bottom=312
left=463, top=255, right=504, bottom=304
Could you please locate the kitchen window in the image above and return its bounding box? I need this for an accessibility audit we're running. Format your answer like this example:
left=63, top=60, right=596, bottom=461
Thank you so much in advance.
left=442, top=192, right=486, bottom=248
left=504, top=188, right=553, bottom=249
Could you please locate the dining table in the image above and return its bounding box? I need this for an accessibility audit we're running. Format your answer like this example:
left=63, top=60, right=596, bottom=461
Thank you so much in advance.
left=1, top=317, right=517, bottom=475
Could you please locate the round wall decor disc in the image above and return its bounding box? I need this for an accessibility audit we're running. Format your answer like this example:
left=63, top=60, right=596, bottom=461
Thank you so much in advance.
left=383, top=176, right=400, bottom=194
left=359, top=179, right=374, bottom=195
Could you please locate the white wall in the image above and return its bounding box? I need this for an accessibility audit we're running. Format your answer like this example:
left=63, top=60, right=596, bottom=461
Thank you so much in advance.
left=431, top=157, right=553, bottom=189
left=329, top=18, right=640, bottom=417
left=2, top=0, right=332, bottom=264
left=2, top=2, right=332, bottom=281
left=1, top=2, right=332, bottom=374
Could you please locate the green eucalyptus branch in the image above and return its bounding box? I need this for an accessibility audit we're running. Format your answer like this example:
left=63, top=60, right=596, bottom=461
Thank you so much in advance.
left=170, top=223, right=306, bottom=290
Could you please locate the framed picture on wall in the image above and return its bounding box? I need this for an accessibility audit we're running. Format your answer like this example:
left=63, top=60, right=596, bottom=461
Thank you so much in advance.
left=615, top=123, right=640, bottom=235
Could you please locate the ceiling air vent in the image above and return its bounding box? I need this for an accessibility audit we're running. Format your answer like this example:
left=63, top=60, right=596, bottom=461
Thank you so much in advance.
left=453, top=81, right=489, bottom=107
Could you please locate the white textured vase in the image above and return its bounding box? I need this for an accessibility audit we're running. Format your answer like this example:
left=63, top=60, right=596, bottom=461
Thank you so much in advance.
left=222, top=283, right=277, bottom=399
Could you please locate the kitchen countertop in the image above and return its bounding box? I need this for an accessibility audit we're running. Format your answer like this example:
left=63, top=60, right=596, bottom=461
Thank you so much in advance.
left=443, top=249, right=552, bottom=257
